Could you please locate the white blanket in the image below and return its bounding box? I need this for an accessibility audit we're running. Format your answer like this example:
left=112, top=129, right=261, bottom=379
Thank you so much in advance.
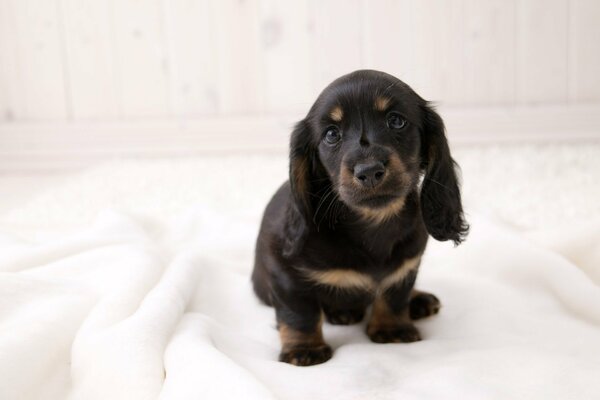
left=1, top=201, right=599, bottom=400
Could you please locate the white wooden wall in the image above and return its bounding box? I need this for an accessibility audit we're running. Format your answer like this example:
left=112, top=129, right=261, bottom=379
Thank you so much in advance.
left=1, top=0, right=600, bottom=122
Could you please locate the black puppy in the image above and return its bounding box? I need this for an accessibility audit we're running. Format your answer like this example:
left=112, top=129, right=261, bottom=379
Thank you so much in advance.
left=252, top=70, right=468, bottom=366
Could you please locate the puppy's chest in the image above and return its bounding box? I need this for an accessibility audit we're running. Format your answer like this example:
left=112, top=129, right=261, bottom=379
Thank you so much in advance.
left=299, top=253, right=421, bottom=293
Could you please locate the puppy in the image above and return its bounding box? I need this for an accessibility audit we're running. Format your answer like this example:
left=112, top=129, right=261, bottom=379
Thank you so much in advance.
left=252, top=70, right=468, bottom=366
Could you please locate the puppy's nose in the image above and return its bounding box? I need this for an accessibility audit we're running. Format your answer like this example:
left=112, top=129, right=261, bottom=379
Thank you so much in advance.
left=354, top=161, right=386, bottom=188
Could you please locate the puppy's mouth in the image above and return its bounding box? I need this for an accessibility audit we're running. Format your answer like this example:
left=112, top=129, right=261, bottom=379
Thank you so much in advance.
left=338, top=185, right=405, bottom=210
left=353, top=193, right=402, bottom=209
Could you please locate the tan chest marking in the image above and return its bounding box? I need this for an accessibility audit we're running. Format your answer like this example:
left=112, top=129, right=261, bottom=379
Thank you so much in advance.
left=355, top=197, right=406, bottom=225
left=379, top=256, right=421, bottom=290
left=302, top=269, right=375, bottom=291
left=301, top=255, right=421, bottom=292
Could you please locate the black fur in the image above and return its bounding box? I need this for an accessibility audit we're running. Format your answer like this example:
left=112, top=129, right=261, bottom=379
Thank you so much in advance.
left=252, top=70, right=468, bottom=365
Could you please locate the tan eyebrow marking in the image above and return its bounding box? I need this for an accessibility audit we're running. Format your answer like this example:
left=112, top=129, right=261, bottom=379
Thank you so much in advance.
left=374, top=96, right=392, bottom=111
left=329, top=105, right=343, bottom=122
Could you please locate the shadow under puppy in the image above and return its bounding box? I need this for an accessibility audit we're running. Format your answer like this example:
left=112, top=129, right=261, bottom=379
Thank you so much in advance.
left=252, top=70, right=468, bottom=366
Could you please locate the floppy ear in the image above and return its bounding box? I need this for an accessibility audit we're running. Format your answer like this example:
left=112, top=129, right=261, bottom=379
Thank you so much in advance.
left=420, top=103, right=469, bottom=245
left=283, top=119, right=314, bottom=257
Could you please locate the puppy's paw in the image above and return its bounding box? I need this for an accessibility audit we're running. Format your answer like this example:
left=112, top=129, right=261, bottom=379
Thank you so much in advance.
left=324, top=308, right=365, bottom=325
left=279, top=344, right=333, bottom=366
left=409, top=292, right=441, bottom=320
left=367, top=324, right=422, bottom=344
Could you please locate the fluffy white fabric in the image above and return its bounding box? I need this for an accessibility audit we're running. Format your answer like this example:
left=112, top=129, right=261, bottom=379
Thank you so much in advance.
left=1, top=143, right=599, bottom=399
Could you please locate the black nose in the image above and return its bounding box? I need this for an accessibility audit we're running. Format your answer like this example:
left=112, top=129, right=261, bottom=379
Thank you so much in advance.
left=353, top=161, right=386, bottom=188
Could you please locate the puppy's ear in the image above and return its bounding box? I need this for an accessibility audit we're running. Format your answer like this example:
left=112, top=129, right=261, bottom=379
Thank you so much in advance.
left=420, top=103, right=469, bottom=245
left=283, top=119, right=314, bottom=257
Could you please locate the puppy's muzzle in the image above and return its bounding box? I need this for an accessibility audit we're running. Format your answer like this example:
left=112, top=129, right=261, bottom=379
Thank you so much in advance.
left=353, top=161, right=386, bottom=189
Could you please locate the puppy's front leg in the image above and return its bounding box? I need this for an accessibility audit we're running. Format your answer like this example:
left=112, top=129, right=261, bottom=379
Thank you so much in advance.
left=367, top=269, right=421, bottom=343
left=274, top=293, right=332, bottom=366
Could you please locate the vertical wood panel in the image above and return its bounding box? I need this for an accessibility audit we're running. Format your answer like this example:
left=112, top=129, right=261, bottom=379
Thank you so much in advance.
left=436, top=0, right=470, bottom=104
left=310, top=0, right=363, bottom=93
left=463, top=0, right=516, bottom=105
left=408, top=0, right=450, bottom=101
left=363, top=0, right=415, bottom=85
left=0, top=0, right=25, bottom=120
left=61, top=0, right=118, bottom=119
left=569, top=0, right=600, bottom=102
left=10, top=0, right=69, bottom=119
left=516, top=0, right=568, bottom=104
left=211, top=0, right=263, bottom=114
left=259, top=0, right=313, bottom=112
left=2, top=0, right=600, bottom=123
left=164, top=0, right=218, bottom=116
left=112, top=0, right=169, bottom=117
left=364, top=0, right=469, bottom=104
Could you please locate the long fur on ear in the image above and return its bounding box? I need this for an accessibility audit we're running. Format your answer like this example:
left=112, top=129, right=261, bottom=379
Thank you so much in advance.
left=420, top=103, right=469, bottom=245
left=283, top=120, right=314, bottom=257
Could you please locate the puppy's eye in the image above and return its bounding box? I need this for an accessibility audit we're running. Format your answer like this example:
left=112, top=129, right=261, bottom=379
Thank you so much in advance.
left=386, top=112, right=407, bottom=130
left=324, top=126, right=341, bottom=144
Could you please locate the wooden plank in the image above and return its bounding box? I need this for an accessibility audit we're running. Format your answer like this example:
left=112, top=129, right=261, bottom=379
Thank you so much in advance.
left=462, top=0, right=516, bottom=105
left=435, top=0, right=470, bottom=105
left=0, top=0, right=25, bottom=120
left=407, top=0, right=447, bottom=101
left=309, top=0, right=363, bottom=94
left=164, top=0, right=218, bottom=116
left=363, top=0, right=461, bottom=103
left=211, top=0, right=263, bottom=114
left=259, top=0, right=313, bottom=113
left=363, top=0, right=415, bottom=85
left=569, top=0, right=600, bottom=102
left=516, top=0, right=568, bottom=104
left=112, top=0, right=170, bottom=117
left=10, top=0, right=69, bottom=120
left=60, top=0, right=119, bottom=119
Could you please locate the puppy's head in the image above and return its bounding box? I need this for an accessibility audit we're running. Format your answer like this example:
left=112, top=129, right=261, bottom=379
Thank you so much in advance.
left=286, top=70, right=468, bottom=255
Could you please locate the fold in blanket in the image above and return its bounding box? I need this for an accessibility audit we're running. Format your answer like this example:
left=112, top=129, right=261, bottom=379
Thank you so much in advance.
left=0, top=208, right=599, bottom=400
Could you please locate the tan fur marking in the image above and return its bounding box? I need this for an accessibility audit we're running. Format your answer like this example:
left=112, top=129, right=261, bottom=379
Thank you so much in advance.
left=379, top=256, right=421, bottom=291
left=374, top=96, right=392, bottom=112
left=292, top=157, right=308, bottom=201
left=356, top=197, right=406, bottom=225
left=302, top=268, right=375, bottom=291
left=300, top=255, right=419, bottom=293
left=329, top=105, right=343, bottom=122
left=343, top=153, right=410, bottom=225
left=279, top=318, right=325, bottom=351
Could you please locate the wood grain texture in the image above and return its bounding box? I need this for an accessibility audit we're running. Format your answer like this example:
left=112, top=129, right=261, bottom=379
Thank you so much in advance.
left=462, top=0, right=516, bottom=105
left=259, top=0, right=313, bottom=112
left=211, top=0, right=263, bottom=113
left=569, top=0, right=600, bottom=102
left=9, top=0, right=69, bottom=119
left=164, top=0, right=218, bottom=116
left=112, top=0, right=170, bottom=117
left=0, top=0, right=599, bottom=121
left=61, top=0, right=119, bottom=119
left=310, top=0, right=363, bottom=93
left=516, top=0, right=568, bottom=104
left=0, top=0, right=25, bottom=120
